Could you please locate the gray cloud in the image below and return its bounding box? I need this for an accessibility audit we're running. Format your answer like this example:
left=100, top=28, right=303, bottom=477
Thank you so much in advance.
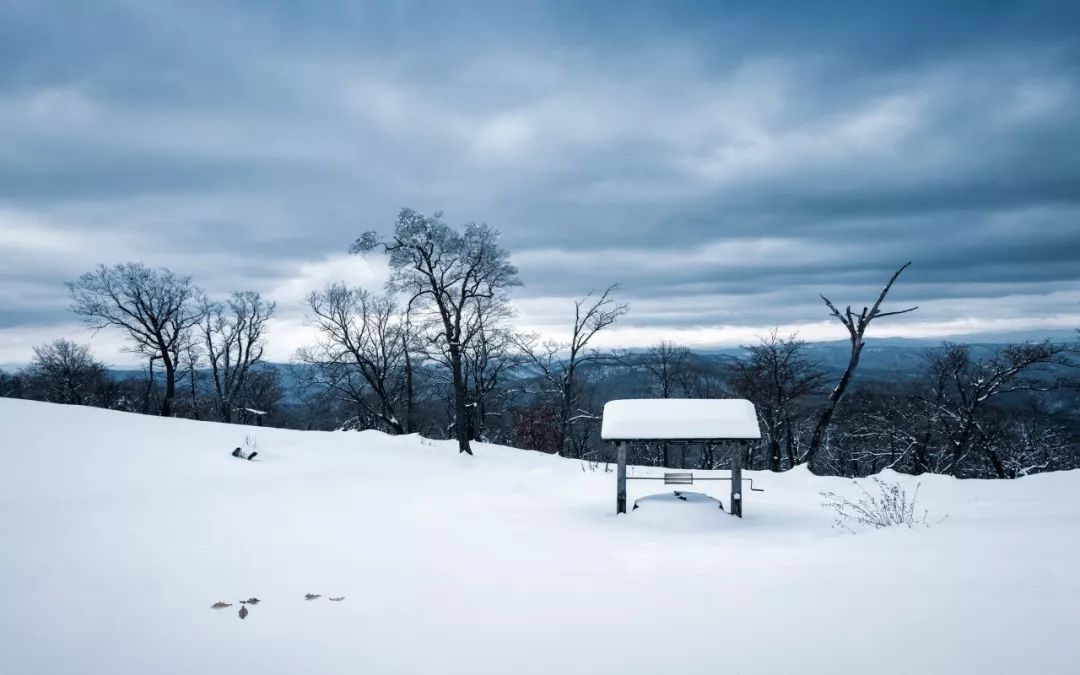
left=1, top=0, right=1079, bottom=364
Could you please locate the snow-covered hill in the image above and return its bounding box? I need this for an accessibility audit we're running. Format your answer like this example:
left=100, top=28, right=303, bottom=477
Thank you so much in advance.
left=1, top=398, right=1077, bottom=675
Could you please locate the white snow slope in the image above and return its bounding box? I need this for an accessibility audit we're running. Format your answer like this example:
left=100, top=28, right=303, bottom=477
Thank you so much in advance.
left=1, top=398, right=1077, bottom=675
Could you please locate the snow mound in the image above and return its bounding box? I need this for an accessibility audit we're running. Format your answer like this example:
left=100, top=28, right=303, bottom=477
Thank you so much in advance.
left=630, top=490, right=730, bottom=530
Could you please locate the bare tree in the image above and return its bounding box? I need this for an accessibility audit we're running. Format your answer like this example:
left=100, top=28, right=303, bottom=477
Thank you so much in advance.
left=0, top=369, right=23, bottom=398
left=981, top=405, right=1072, bottom=479
left=461, top=298, right=522, bottom=442
left=352, top=209, right=520, bottom=454
left=731, top=331, right=825, bottom=471
left=516, top=285, right=629, bottom=457
left=631, top=341, right=693, bottom=466
left=805, top=262, right=917, bottom=473
left=926, top=341, right=1067, bottom=477
left=67, top=263, right=202, bottom=416
left=239, top=365, right=284, bottom=424
left=299, top=284, right=409, bottom=433
left=199, top=290, right=275, bottom=423
left=680, top=359, right=729, bottom=399
left=642, top=341, right=692, bottom=399
left=25, top=339, right=108, bottom=406
left=178, top=339, right=204, bottom=420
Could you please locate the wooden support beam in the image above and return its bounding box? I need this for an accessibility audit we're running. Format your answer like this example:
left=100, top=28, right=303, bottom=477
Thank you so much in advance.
left=730, top=441, right=743, bottom=518
left=616, top=441, right=627, bottom=514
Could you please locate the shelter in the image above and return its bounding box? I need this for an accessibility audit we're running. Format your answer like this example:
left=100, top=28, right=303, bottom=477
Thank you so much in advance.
left=600, top=399, right=763, bottom=517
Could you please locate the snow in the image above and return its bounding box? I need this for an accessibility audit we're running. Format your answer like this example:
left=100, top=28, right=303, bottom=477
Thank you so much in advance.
left=1, top=398, right=1078, bottom=675
left=601, top=398, right=761, bottom=440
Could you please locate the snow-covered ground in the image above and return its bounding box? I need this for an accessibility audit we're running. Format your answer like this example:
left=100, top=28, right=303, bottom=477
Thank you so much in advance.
left=1, top=398, right=1077, bottom=675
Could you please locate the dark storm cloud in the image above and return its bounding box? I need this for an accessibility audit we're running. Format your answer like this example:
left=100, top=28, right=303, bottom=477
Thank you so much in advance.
left=1, top=0, right=1079, bottom=363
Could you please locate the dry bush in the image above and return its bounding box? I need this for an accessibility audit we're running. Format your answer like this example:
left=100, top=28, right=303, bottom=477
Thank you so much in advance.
left=821, top=477, right=939, bottom=533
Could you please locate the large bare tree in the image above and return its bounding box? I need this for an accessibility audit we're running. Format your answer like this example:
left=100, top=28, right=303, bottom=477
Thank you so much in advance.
left=352, top=209, right=520, bottom=454
left=199, top=290, right=275, bottom=423
left=67, top=263, right=202, bottom=416
left=516, top=284, right=629, bottom=457
left=805, top=262, right=917, bottom=473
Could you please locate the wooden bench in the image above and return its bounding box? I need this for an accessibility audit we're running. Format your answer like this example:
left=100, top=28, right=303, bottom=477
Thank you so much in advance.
left=664, top=472, right=694, bottom=485
left=627, top=471, right=765, bottom=492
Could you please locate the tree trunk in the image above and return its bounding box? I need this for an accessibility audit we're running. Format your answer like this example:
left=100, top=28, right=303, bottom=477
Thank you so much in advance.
left=402, top=332, right=414, bottom=434
left=806, top=338, right=864, bottom=473
left=985, top=447, right=1007, bottom=479
left=784, top=420, right=795, bottom=471
left=142, top=359, right=155, bottom=414
left=450, top=349, right=472, bottom=455
left=950, top=418, right=976, bottom=477
left=189, top=369, right=199, bottom=420
left=557, top=388, right=572, bottom=457
left=912, top=428, right=932, bottom=475
left=162, top=359, right=176, bottom=417
left=474, top=392, right=487, bottom=442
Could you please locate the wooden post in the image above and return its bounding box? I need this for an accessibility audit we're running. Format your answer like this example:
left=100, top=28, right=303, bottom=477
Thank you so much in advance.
left=730, top=441, right=743, bottom=518
left=616, top=442, right=627, bottom=514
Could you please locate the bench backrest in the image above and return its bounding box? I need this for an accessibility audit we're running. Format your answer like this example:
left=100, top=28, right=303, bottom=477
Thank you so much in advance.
left=664, top=472, right=694, bottom=485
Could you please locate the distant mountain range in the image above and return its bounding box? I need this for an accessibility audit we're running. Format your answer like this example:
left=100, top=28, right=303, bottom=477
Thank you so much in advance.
left=4, top=330, right=1074, bottom=395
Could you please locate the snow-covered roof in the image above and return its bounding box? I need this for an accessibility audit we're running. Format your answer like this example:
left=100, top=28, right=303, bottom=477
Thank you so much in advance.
left=601, top=398, right=761, bottom=441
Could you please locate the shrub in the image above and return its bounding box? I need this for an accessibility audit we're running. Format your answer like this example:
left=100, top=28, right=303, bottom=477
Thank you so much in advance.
left=821, top=477, right=937, bottom=533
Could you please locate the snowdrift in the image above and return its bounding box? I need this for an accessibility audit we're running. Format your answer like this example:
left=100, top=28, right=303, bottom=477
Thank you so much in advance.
left=0, top=398, right=1077, bottom=675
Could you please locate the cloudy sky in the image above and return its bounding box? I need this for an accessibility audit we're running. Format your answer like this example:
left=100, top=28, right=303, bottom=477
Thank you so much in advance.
left=2, top=1, right=1079, bottom=366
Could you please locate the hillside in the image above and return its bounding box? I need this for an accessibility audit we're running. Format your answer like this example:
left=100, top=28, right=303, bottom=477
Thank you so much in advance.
left=0, top=399, right=1077, bottom=675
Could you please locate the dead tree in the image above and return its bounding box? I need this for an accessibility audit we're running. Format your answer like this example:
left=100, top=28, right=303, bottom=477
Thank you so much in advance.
left=199, top=291, right=275, bottom=423
left=67, top=263, right=202, bottom=416
left=516, top=285, right=628, bottom=457
left=805, top=262, right=917, bottom=473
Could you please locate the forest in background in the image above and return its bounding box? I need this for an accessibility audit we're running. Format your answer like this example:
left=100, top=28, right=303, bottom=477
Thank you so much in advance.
left=2, top=209, right=1077, bottom=479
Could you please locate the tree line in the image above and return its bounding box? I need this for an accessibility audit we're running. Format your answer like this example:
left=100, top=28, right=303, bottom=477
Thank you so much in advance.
left=1, top=208, right=1077, bottom=478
